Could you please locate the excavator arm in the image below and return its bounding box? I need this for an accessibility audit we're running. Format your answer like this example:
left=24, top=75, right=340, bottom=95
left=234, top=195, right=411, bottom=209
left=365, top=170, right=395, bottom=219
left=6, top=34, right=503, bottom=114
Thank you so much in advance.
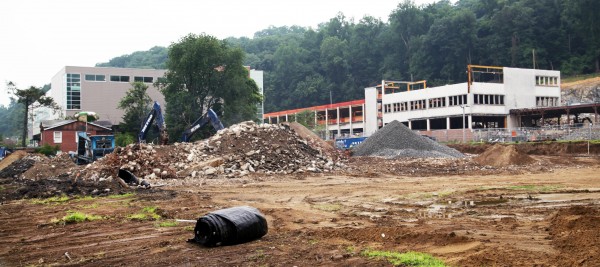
left=138, top=101, right=169, bottom=145
left=181, top=109, right=224, bottom=142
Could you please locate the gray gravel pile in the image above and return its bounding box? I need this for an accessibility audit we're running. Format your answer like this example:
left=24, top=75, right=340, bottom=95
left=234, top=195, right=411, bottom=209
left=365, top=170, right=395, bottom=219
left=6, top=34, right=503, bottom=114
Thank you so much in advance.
left=352, top=120, right=464, bottom=158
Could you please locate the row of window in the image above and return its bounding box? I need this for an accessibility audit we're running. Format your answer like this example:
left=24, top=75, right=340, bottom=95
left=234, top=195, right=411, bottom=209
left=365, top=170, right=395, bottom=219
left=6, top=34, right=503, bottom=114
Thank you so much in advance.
left=448, top=95, right=467, bottom=106
left=536, top=75, right=559, bottom=87
left=83, top=74, right=156, bottom=83
left=473, top=94, right=505, bottom=105
left=536, top=96, right=559, bottom=107
left=383, top=94, right=471, bottom=113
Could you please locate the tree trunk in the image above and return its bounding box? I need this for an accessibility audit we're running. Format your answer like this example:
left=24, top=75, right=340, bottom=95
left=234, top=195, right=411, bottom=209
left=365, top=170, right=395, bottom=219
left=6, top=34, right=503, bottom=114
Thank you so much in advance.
left=22, top=100, right=28, bottom=148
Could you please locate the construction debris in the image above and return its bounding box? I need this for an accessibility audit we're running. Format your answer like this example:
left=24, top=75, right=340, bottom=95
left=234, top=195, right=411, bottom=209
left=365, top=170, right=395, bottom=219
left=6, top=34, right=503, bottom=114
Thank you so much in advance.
left=352, top=120, right=464, bottom=158
left=79, top=121, right=342, bottom=181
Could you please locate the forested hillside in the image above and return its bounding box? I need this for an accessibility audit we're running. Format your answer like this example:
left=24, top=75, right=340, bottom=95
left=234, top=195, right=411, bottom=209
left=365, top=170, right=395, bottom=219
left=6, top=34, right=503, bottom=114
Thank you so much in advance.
left=95, top=0, right=600, bottom=113
left=96, top=46, right=167, bottom=69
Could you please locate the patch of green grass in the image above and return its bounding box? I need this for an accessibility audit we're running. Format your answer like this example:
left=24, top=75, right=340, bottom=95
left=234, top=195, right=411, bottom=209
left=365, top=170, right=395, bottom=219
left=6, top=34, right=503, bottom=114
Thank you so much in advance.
left=157, top=221, right=178, bottom=227
left=107, top=192, right=135, bottom=199
left=313, top=203, right=342, bottom=212
left=127, top=213, right=148, bottom=220
left=183, top=226, right=194, bottom=231
left=0, top=185, right=5, bottom=191
left=142, top=206, right=157, bottom=213
left=362, top=250, right=447, bottom=267
left=127, top=206, right=161, bottom=221
left=30, top=195, right=71, bottom=205
left=59, top=211, right=103, bottom=224
left=507, top=185, right=561, bottom=192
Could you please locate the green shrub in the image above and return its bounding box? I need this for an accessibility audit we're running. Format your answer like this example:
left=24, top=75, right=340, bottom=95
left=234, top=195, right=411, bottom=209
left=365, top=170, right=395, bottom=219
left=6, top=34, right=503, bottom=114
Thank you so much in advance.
left=35, top=144, right=60, bottom=156
left=115, top=132, right=135, bottom=147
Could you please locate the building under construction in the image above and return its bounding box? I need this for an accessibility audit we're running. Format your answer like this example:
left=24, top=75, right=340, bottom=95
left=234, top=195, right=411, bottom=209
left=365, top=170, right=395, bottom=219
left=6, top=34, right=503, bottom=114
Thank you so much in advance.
left=263, top=65, right=600, bottom=141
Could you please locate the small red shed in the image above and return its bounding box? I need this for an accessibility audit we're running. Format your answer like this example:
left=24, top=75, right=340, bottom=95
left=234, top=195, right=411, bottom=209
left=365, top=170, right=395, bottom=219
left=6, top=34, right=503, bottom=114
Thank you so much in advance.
left=40, top=120, right=113, bottom=152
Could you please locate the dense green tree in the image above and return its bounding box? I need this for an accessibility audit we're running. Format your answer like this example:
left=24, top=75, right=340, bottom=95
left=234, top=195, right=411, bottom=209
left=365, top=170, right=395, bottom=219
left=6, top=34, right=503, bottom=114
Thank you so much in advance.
left=384, top=0, right=431, bottom=80
left=159, top=34, right=261, bottom=141
left=7, top=82, right=59, bottom=147
left=118, top=82, right=153, bottom=137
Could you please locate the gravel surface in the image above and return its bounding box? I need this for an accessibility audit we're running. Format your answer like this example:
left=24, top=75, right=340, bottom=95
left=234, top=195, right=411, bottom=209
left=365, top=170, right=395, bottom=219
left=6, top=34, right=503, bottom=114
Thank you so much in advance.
left=352, top=120, right=464, bottom=158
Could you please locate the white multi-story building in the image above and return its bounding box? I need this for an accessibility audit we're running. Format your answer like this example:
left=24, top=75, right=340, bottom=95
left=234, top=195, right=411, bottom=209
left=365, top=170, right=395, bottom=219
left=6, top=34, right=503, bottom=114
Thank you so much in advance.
left=365, top=66, right=561, bottom=136
left=264, top=66, right=562, bottom=141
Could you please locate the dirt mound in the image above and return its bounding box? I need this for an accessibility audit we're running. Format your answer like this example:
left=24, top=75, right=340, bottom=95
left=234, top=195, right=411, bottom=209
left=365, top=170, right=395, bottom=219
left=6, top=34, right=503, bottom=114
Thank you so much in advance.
left=473, top=144, right=536, bottom=167
left=0, top=154, right=47, bottom=178
left=285, top=122, right=336, bottom=156
left=0, top=150, right=28, bottom=172
left=352, top=120, right=463, bottom=158
left=21, top=153, right=79, bottom=180
left=80, top=121, right=340, bottom=180
left=549, top=206, right=600, bottom=266
left=0, top=177, right=128, bottom=200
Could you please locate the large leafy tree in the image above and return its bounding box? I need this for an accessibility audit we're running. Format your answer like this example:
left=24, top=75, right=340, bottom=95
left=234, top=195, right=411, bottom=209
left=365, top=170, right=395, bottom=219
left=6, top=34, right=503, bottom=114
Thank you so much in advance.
left=159, top=34, right=262, bottom=141
left=118, top=81, right=153, bottom=136
left=8, top=82, right=59, bottom=147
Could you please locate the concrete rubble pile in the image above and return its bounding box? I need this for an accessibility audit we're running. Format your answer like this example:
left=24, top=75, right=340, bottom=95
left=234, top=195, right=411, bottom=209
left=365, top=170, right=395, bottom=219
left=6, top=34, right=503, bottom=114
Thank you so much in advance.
left=352, top=120, right=464, bottom=158
left=82, top=121, right=341, bottom=181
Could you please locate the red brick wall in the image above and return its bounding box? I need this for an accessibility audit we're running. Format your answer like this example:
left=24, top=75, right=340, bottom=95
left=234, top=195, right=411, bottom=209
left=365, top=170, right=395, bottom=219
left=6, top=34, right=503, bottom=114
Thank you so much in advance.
left=41, top=130, right=78, bottom=152
left=40, top=121, right=113, bottom=152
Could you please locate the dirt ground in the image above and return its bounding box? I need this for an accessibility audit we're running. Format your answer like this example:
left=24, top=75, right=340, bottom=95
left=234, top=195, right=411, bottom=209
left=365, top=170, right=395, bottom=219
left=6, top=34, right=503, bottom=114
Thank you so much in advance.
left=1, top=148, right=600, bottom=266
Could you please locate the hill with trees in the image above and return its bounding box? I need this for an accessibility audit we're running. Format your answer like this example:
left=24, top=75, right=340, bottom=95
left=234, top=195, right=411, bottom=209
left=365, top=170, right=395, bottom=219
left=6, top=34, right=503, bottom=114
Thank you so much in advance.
left=95, top=0, right=600, bottom=113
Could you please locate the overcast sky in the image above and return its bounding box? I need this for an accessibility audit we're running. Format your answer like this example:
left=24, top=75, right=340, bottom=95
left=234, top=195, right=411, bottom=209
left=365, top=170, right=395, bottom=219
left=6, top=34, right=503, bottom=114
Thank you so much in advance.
left=0, top=0, right=441, bottom=106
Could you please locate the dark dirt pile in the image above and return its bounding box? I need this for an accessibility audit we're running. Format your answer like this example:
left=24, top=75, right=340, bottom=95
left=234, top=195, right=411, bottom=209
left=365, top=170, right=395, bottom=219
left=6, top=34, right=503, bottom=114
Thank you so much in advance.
left=0, top=154, right=46, bottom=178
left=81, top=121, right=341, bottom=180
left=0, top=150, right=28, bottom=171
left=0, top=177, right=127, bottom=201
left=473, top=144, right=536, bottom=167
left=352, top=120, right=464, bottom=158
left=549, top=206, right=600, bottom=266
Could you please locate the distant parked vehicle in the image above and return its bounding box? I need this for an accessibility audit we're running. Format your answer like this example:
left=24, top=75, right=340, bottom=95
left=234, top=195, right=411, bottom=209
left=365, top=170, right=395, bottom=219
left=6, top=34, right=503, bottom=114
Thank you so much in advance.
left=0, top=147, right=11, bottom=161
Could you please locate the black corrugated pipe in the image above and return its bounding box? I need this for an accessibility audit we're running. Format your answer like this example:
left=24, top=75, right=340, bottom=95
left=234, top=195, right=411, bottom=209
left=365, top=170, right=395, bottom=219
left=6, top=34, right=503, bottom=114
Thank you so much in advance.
left=189, top=206, right=268, bottom=247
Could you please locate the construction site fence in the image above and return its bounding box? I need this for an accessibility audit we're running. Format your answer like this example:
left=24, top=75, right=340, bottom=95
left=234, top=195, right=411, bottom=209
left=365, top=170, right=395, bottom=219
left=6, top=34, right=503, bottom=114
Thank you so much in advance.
left=328, top=123, right=600, bottom=143
left=470, top=124, right=600, bottom=143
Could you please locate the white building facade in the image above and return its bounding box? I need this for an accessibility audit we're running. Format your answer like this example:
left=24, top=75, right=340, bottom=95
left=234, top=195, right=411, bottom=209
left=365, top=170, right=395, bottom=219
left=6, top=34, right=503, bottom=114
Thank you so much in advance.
left=365, top=66, right=561, bottom=136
